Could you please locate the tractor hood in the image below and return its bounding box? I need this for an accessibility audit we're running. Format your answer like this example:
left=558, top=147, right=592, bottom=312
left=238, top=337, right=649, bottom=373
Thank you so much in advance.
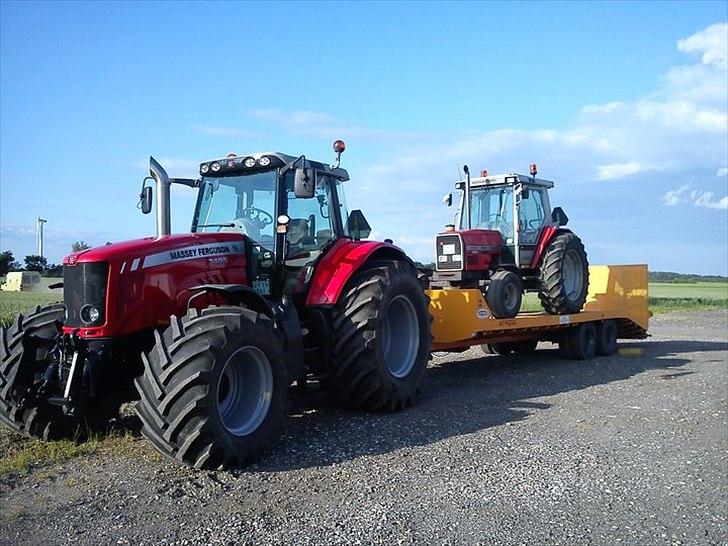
left=63, top=233, right=246, bottom=268
left=61, top=232, right=248, bottom=338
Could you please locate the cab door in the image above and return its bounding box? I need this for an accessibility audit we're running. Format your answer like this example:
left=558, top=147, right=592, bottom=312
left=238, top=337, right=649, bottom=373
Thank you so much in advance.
left=518, top=188, right=548, bottom=267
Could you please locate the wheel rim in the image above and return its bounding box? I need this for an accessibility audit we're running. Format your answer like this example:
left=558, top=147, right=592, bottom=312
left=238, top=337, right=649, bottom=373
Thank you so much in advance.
left=381, top=295, right=420, bottom=378
left=562, top=251, right=584, bottom=300
left=503, top=282, right=518, bottom=312
left=216, top=346, right=273, bottom=436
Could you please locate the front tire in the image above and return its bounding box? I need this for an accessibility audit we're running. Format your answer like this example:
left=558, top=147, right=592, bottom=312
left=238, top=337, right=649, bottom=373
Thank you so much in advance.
left=0, top=304, right=73, bottom=440
left=134, top=306, right=287, bottom=469
left=328, top=260, right=431, bottom=411
left=486, top=269, right=523, bottom=319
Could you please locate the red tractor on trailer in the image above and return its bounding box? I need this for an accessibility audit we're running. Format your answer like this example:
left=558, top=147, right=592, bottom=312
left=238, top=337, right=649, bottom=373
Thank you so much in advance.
left=0, top=142, right=432, bottom=468
left=433, top=164, right=589, bottom=320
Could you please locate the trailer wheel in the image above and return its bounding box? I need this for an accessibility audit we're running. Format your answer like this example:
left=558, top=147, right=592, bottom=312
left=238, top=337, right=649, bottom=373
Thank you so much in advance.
left=0, top=303, right=75, bottom=440
left=481, top=339, right=538, bottom=356
left=328, top=260, right=431, bottom=411
left=559, top=322, right=597, bottom=360
left=486, top=270, right=523, bottom=319
left=135, top=306, right=287, bottom=469
left=538, top=232, right=589, bottom=315
left=596, top=320, right=618, bottom=356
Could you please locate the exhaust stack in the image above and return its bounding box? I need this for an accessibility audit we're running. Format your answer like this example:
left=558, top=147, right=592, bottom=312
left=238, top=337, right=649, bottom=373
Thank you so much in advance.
left=463, top=165, right=471, bottom=230
left=149, top=156, right=171, bottom=237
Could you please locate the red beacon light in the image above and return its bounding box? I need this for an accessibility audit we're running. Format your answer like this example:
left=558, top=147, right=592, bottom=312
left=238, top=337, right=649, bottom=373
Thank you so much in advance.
left=227, top=153, right=237, bottom=158
left=480, top=169, right=489, bottom=177
left=333, top=140, right=346, bottom=153
left=529, top=163, right=538, bottom=176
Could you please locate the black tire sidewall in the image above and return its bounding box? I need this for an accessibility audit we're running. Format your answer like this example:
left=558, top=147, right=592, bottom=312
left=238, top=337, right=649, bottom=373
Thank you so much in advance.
left=373, top=265, right=430, bottom=397
left=202, top=320, right=288, bottom=459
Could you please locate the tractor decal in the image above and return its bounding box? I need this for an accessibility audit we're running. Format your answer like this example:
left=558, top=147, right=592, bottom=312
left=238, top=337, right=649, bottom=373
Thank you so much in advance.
left=142, top=242, right=244, bottom=269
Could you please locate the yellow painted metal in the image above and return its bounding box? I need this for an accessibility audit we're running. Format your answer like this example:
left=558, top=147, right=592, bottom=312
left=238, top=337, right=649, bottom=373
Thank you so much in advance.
left=427, top=264, right=649, bottom=349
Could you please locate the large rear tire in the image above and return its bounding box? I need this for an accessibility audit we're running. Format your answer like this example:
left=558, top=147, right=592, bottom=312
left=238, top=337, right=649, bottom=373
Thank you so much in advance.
left=135, top=306, right=287, bottom=469
left=538, top=232, right=589, bottom=315
left=0, top=304, right=75, bottom=440
left=328, top=260, right=431, bottom=411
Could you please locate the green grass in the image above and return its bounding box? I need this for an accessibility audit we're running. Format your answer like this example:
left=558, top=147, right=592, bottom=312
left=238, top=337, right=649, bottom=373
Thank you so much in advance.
left=0, top=291, right=61, bottom=327
left=515, top=282, right=727, bottom=314
left=0, top=426, right=140, bottom=476
left=648, top=281, right=727, bottom=314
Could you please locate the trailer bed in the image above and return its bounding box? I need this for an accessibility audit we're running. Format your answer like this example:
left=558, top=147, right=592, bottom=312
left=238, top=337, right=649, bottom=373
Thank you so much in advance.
left=427, top=264, right=649, bottom=351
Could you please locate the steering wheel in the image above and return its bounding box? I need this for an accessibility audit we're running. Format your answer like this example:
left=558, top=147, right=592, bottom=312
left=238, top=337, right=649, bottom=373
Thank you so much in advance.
left=242, top=207, right=274, bottom=227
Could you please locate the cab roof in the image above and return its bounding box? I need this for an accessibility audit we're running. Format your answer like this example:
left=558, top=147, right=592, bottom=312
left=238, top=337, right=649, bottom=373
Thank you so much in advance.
left=456, top=173, right=554, bottom=190
left=200, top=152, right=349, bottom=181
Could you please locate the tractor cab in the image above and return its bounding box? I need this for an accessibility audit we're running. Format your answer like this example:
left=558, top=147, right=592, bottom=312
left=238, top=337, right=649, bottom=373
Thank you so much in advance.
left=456, top=169, right=557, bottom=268
left=139, top=141, right=372, bottom=300
left=190, top=151, right=353, bottom=296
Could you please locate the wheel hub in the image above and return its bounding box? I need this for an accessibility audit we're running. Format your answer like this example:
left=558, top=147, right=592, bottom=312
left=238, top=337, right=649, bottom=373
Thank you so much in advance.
left=216, top=346, right=273, bottom=436
left=380, top=295, right=420, bottom=379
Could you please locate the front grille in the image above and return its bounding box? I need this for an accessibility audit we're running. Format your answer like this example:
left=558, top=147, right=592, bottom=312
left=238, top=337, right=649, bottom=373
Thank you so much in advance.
left=63, top=262, right=109, bottom=327
left=436, top=234, right=463, bottom=271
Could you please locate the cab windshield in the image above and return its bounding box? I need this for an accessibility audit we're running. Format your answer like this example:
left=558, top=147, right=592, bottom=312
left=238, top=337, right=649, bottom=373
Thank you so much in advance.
left=192, top=172, right=277, bottom=250
left=464, top=186, right=514, bottom=239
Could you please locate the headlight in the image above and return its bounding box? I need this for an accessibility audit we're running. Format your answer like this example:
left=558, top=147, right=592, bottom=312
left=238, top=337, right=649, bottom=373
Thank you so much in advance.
left=258, top=156, right=271, bottom=167
left=200, top=164, right=210, bottom=174
left=243, top=157, right=256, bottom=168
left=80, top=305, right=100, bottom=324
left=210, top=162, right=221, bottom=172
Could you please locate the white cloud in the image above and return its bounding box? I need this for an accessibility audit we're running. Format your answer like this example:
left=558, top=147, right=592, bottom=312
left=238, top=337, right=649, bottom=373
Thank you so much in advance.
left=248, top=108, right=428, bottom=142
left=677, top=22, right=727, bottom=70
left=692, top=190, right=728, bottom=210
left=717, top=167, right=728, bottom=177
left=661, top=185, right=728, bottom=210
left=596, top=162, right=656, bottom=181
left=662, top=185, right=691, bottom=206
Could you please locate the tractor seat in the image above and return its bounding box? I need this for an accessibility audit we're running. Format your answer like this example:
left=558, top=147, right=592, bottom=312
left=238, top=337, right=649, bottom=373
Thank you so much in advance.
left=288, top=218, right=313, bottom=247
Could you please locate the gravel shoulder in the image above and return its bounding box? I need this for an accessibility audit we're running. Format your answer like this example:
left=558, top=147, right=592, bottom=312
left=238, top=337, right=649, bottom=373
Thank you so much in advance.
left=1, top=310, right=726, bottom=545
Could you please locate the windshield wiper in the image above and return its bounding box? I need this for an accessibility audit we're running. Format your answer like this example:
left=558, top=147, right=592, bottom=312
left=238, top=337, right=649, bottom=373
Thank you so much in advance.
left=196, top=223, right=235, bottom=229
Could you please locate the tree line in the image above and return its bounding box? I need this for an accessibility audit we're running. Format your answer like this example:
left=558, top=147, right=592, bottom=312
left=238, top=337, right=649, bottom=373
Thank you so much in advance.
left=0, top=241, right=90, bottom=277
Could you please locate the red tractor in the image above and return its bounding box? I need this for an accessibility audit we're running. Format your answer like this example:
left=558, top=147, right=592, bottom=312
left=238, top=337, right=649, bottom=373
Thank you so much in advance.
left=0, top=142, right=431, bottom=468
left=433, top=164, right=589, bottom=319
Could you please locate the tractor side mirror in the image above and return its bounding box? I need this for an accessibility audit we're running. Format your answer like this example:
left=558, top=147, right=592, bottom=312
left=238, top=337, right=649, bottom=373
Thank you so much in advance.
left=140, top=185, right=153, bottom=215
left=551, top=207, right=569, bottom=226
left=443, top=192, right=453, bottom=207
left=347, top=209, right=371, bottom=240
left=294, top=167, right=316, bottom=199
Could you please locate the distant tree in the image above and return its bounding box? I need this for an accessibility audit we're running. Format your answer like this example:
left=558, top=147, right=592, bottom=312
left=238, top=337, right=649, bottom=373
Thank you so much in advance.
left=24, top=255, right=48, bottom=273
left=44, top=263, right=63, bottom=277
left=0, top=250, right=21, bottom=276
left=72, top=241, right=91, bottom=252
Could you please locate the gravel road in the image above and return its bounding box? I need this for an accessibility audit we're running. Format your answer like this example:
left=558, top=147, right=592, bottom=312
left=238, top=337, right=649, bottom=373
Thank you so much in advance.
left=1, top=310, right=726, bottom=545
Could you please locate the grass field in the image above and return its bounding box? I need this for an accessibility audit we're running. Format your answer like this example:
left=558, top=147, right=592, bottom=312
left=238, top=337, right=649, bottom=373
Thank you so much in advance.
left=0, top=281, right=726, bottom=328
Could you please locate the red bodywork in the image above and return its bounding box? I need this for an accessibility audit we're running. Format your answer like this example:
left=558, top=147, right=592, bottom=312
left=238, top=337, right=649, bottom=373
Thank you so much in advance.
left=306, top=238, right=406, bottom=306
left=63, top=233, right=247, bottom=338
left=530, top=226, right=561, bottom=269
left=459, top=229, right=503, bottom=271
left=62, top=233, right=403, bottom=338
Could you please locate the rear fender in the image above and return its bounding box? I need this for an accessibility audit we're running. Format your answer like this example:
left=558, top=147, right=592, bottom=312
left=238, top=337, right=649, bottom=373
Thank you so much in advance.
left=530, top=227, right=572, bottom=269
left=306, top=239, right=413, bottom=306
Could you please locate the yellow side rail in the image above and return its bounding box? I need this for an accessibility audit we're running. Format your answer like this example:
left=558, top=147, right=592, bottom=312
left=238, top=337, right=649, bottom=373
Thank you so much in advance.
left=427, top=264, right=649, bottom=351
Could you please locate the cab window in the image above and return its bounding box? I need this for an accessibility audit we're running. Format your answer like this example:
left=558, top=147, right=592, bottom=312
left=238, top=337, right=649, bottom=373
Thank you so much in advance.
left=285, top=174, right=338, bottom=264
left=519, top=189, right=546, bottom=244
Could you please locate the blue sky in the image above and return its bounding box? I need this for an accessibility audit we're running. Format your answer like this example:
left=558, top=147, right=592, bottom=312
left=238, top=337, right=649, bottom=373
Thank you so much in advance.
left=1, top=1, right=726, bottom=274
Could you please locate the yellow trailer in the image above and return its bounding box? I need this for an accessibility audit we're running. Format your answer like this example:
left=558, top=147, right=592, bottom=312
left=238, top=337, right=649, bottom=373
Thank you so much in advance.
left=427, top=264, right=649, bottom=358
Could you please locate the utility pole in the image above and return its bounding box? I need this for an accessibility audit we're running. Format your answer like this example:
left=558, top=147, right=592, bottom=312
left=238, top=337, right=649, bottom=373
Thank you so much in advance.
left=36, top=217, right=47, bottom=258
